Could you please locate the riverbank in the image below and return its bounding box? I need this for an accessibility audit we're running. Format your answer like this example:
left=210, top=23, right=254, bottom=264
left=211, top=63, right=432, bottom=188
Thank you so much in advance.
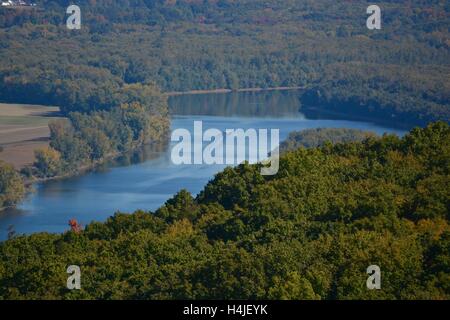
left=0, top=139, right=168, bottom=217
left=23, top=139, right=169, bottom=187
left=165, top=86, right=306, bottom=96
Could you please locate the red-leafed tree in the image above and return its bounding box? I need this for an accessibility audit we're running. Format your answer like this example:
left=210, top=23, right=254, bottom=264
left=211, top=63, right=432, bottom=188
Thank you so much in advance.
left=68, top=219, right=82, bottom=233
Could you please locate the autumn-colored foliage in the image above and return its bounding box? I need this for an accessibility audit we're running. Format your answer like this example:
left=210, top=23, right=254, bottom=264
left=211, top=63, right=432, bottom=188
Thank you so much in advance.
left=68, top=219, right=82, bottom=234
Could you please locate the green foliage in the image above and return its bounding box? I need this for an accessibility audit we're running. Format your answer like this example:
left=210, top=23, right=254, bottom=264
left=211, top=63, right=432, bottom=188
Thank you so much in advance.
left=280, top=128, right=376, bottom=152
left=0, top=1, right=448, bottom=126
left=33, top=147, right=62, bottom=178
left=0, top=122, right=449, bottom=299
left=0, top=161, right=25, bottom=209
left=32, top=84, right=170, bottom=178
left=300, top=60, right=450, bottom=126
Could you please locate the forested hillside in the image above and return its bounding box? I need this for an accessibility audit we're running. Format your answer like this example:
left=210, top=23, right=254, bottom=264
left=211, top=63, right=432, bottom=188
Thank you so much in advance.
left=280, top=128, right=376, bottom=152
left=0, top=0, right=449, bottom=126
left=0, top=122, right=448, bottom=299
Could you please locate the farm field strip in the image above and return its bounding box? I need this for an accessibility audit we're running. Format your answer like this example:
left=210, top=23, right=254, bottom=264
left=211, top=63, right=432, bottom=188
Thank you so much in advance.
left=0, top=103, right=61, bottom=168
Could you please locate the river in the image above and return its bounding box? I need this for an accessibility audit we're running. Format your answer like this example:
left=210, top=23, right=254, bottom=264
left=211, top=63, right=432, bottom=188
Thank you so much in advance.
left=0, top=90, right=408, bottom=240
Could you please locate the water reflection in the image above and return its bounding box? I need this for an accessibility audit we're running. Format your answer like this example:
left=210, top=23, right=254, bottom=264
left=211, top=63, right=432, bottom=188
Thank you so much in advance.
left=97, top=142, right=169, bottom=172
left=169, top=90, right=304, bottom=118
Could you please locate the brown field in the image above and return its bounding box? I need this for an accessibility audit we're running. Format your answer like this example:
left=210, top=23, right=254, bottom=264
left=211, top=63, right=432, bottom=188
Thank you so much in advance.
left=0, top=103, right=61, bottom=169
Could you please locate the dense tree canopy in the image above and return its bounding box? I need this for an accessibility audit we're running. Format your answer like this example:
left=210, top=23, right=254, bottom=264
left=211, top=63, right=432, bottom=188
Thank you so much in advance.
left=280, top=128, right=376, bottom=152
left=0, top=122, right=448, bottom=299
left=0, top=0, right=448, bottom=126
left=32, top=83, right=170, bottom=178
left=0, top=0, right=448, bottom=300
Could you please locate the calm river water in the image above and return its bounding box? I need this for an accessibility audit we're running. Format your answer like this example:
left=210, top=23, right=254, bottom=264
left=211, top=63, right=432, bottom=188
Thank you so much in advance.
left=0, top=90, right=408, bottom=239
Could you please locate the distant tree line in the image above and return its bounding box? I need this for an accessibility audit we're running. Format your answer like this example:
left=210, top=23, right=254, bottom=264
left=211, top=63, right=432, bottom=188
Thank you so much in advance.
left=300, top=63, right=450, bottom=127
left=0, top=0, right=448, bottom=127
